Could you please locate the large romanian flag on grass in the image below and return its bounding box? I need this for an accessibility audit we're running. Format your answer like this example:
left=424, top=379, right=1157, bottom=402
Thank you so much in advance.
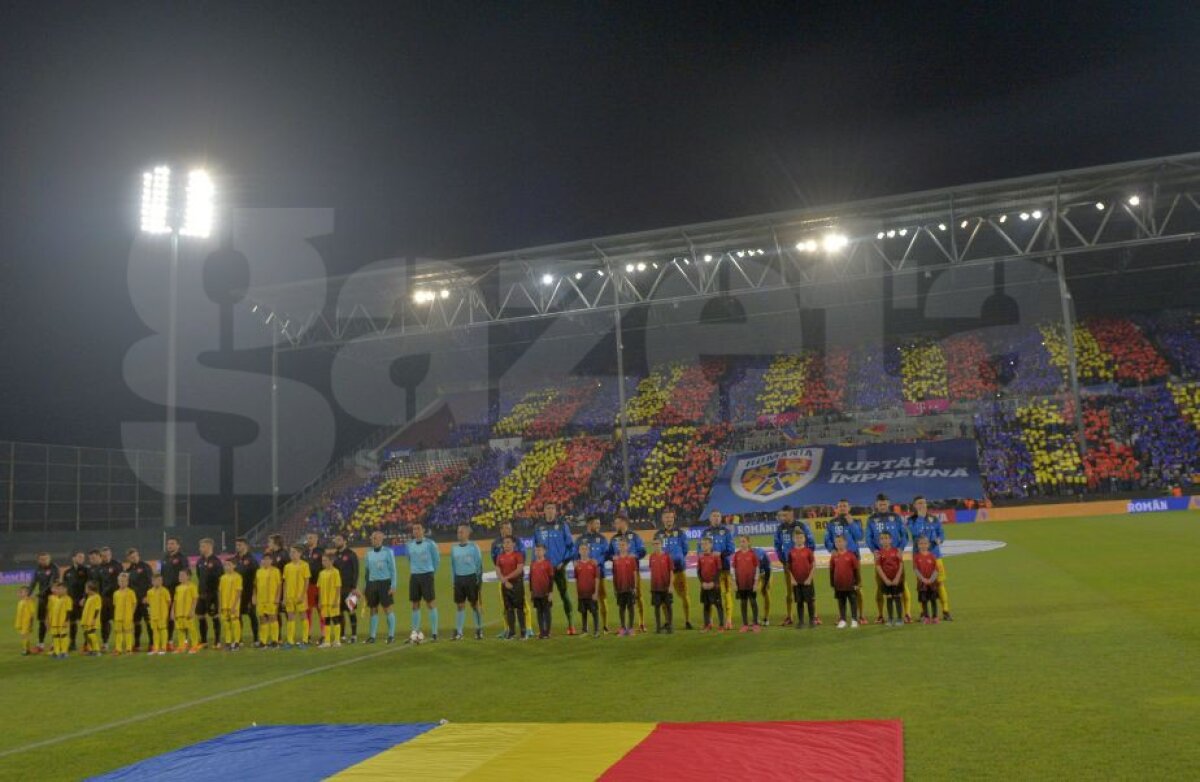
left=93, top=720, right=903, bottom=781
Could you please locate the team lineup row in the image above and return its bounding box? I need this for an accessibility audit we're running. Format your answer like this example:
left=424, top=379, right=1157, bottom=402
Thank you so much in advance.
left=14, top=494, right=954, bottom=656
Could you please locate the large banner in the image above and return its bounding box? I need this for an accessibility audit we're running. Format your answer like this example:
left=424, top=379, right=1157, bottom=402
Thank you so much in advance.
left=702, top=439, right=981, bottom=515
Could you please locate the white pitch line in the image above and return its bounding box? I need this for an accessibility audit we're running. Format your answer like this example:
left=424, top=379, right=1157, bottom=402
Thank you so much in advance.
left=0, top=640, right=419, bottom=760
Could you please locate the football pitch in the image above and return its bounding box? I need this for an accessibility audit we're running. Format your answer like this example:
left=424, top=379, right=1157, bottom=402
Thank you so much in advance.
left=0, top=512, right=1197, bottom=780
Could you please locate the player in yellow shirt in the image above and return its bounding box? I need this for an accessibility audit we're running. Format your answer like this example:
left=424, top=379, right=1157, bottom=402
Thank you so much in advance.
left=80, top=581, right=103, bottom=656
left=317, top=554, right=343, bottom=647
left=112, top=572, right=138, bottom=655
left=144, top=574, right=172, bottom=655
left=172, top=570, right=199, bottom=653
left=254, top=555, right=283, bottom=648
left=47, top=582, right=72, bottom=658
left=218, top=559, right=243, bottom=650
left=282, top=545, right=312, bottom=647
left=14, top=586, right=36, bottom=655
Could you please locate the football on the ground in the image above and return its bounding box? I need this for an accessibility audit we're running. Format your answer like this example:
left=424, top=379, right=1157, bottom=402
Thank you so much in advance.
left=409, top=630, right=424, bottom=644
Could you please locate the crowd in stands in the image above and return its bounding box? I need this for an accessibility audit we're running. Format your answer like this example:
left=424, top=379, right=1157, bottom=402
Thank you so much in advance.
left=900, top=340, right=949, bottom=402
left=298, top=314, right=1200, bottom=541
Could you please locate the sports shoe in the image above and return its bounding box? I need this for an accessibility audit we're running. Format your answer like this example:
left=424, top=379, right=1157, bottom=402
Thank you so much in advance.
left=385, top=636, right=395, bottom=644
left=700, top=624, right=712, bottom=634
left=319, top=642, right=331, bottom=649
left=665, top=625, right=673, bottom=634
left=739, top=625, right=751, bottom=634
left=684, top=621, right=694, bottom=630
left=364, top=637, right=376, bottom=644
left=715, top=625, right=725, bottom=634
left=761, top=619, right=770, bottom=627
left=475, top=629, right=484, bottom=640
left=903, top=615, right=913, bottom=624
left=723, top=621, right=733, bottom=631
left=751, top=624, right=762, bottom=633
left=781, top=616, right=793, bottom=626
left=524, top=629, right=535, bottom=639
left=836, top=620, right=847, bottom=629
left=638, top=624, right=646, bottom=634
left=166, top=642, right=175, bottom=652
left=332, top=641, right=342, bottom=648
left=942, top=612, right=953, bottom=622
left=429, top=634, right=438, bottom=643
left=592, top=631, right=600, bottom=638
left=875, top=616, right=885, bottom=625
left=566, top=626, right=576, bottom=636
left=348, top=636, right=358, bottom=644
left=932, top=617, right=941, bottom=624
left=813, top=617, right=822, bottom=626
left=254, top=641, right=265, bottom=649
left=452, top=631, right=463, bottom=641
left=850, top=620, right=859, bottom=629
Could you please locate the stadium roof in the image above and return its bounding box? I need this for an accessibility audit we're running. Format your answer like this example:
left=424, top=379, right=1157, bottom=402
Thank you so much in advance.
left=245, top=152, right=1200, bottom=350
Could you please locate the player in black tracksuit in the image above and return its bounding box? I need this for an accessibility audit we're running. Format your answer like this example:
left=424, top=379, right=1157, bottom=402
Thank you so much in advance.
left=125, top=549, right=154, bottom=650
left=97, top=548, right=124, bottom=645
left=195, top=539, right=223, bottom=645
left=62, top=552, right=90, bottom=650
left=29, top=553, right=57, bottom=648
left=330, top=534, right=360, bottom=642
left=233, top=539, right=260, bottom=645
left=160, top=538, right=190, bottom=640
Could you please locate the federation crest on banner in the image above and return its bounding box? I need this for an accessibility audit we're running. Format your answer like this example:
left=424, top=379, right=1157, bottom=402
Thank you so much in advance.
left=731, top=448, right=824, bottom=502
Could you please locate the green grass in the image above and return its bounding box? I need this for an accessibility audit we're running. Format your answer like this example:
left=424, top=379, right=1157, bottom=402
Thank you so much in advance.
left=1, top=513, right=1198, bottom=780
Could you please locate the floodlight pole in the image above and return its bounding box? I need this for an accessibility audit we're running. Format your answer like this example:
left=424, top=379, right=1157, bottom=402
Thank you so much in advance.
left=608, top=260, right=631, bottom=497
left=163, top=231, right=180, bottom=527
left=271, top=332, right=279, bottom=527
left=1051, top=182, right=1087, bottom=455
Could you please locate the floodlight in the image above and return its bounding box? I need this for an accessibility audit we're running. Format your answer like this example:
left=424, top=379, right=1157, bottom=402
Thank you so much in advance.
left=440, top=289, right=450, bottom=299
left=1032, top=210, right=1043, bottom=219
left=898, top=228, right=908, bottom=237
left=703, top=254, right=713, bottom=262
left=636, top=262, right=646, bottom=272
left=1019, top=212, right=1030, bottom=221
left=998, top=214, right=1008, bottom=223
left=821, top=233, right=849, bottom=253
left=937, top=223, right=947, bottom=231
left=625, top=263, right=635, bottom=273
left=574, top=272, right=583, bottom=280
left=541, top=273, right=554, bottom=285
left=886, top=230, right=896, bottom=238
left=876, top=232, right=885, bottom=240
left=140, top=165, right=172, bottom=234
left=960, top=220, right=968, bottom=229
left=1095, top=202, right=1105, bottom=210
left=179, top=169, right=214, bottom=238
left=1127, top=195, right=1140, bottom=206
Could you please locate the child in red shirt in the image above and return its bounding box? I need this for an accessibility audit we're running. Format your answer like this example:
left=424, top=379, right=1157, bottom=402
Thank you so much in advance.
left=574, top=542, right=601, bottom=637
left=912, top=535, right=940, bottom=624
left=787, top=528, right=818, bottom=628
left=875, top=531, right=904, bottom=627
left=495, top=537, right=528, bottom=641
left=829, top=534, right=861, bottom=629
left=731, top=536, right=762, bottom=632
left=529, top=544, right=556, bottom=639
left=611, top=539, right=639, bottom=637
left=648, top=538, right=675, bottom=634
left=696, top=537, right=725, bottom=632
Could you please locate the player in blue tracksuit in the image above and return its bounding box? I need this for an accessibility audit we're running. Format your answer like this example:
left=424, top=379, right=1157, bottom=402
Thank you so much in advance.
left=652, top=508, right=692, bottom=629
left=773, top=505, right=815, bottom=626
left=608, top=512, right=647, bottom=631
left=700, top=510, right=735, bottom=628
left=907, top=495, right=952, bottom=621
left=533, top=502, right=577, bottom=632
left=576, top=515, right=611, bottom=632
left=865, top=494, right=911, bottom=623
left=491, top=520, right=533, bottom=638
left=753, top=546, right=774, bottom=625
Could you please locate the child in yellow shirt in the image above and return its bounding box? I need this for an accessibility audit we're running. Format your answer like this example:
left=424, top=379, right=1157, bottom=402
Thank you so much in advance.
left=317, top=554, right=343, bottom=648
left=255, top=556, right=283, bottom=648
left=14, top=586, right=35, bottom=656
left=172, top=570, right=199, bottom=653
left=80, top=582, right=103, bottom=656
left=218, top=559, right=243, bottom=650
left=48, top=582, right=73, bottom=658
left=112, top=572, right=138, bottom=654
left=144, top=574, right=172, bottom=655
left=282, top=546, right=311, bottom=647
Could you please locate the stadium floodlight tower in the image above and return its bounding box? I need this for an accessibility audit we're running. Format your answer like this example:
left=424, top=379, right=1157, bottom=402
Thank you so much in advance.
left=139, top=165, right=215, bottom=527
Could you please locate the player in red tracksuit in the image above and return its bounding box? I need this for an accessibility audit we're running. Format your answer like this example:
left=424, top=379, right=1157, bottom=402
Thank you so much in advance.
left=494, top=538, right=527, bottom=641
left=610, top=539, right=639, bottom=637
left=696, top=536, right=726, bottom=633
left=574, top=543, right=601, bottom=637
left=529, top=544, right=556, bottom=639
left=786, top=528, right=819, bottom=628
left=829, top=534, right=861, bottom=628
left=648, top=538, right=675, bottom=634
left=875, top=531, right=905, bottom=626
left=731, top=536, right=762, bottom=632
left=912, top=535, right=941, bottom=624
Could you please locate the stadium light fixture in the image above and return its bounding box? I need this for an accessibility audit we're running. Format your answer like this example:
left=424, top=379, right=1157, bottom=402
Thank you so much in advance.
left=652, top=262, right=659, bottom=269
left=140, top=165, right=172, bottom=234
left=821, top=232, right=849, bottom=253
left=898, top=228, right=908, bottom=237
left=998, top=214, right=1008, bottom=223
left=636, top=262, right=646, bottom=272
left=703, top=254, right=713, bottom=262
left=625, top=263, right=635, bottom=273
left=179, top=169, right=214, bottom=238
left=439, top=289, right=450, bottom=299
left=1127, top=195, right=1141, bottom=206
left=960, top=219, right=969, bottom=229
left=596, top=269, right=605, bottom=276
left=886, top=229, right=896, bottom=238
left=876, top=231, right=885, bottom=240
left=1032, top=209, right=1043, bottom=220
left=574, top=272, right=583, bottom=280
left=937, top=223, right=947, bottom=231
left=1095, top=201, right=1105, bottom=210
left=541, top=273, right=554, bottom=285
left=1019, top=212, right=1030, bottom=221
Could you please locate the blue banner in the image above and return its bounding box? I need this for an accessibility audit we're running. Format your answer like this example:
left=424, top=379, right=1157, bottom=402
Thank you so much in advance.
left=702, top=439, right=981, bottom=515
left=1126, top=497, right=1192, bottom=514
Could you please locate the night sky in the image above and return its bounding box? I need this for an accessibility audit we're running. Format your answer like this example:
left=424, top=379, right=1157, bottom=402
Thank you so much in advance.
left=1, top=2, right=1198, bottom=502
